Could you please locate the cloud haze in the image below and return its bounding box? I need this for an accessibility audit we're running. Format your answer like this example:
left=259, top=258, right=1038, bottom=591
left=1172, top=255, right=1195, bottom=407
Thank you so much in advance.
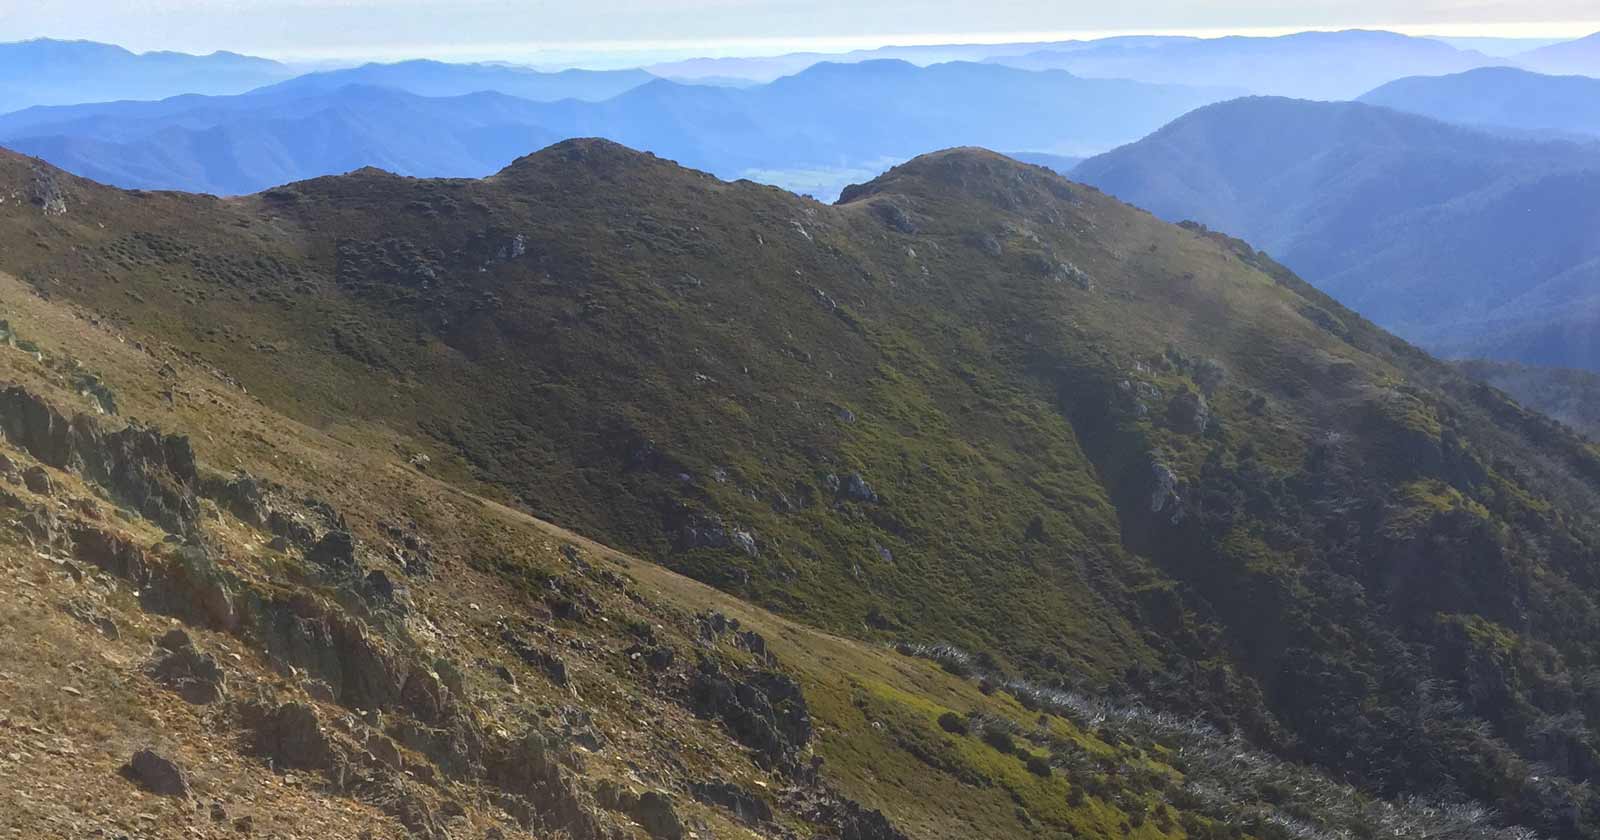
left=4, top=0, right=1598, bottom=61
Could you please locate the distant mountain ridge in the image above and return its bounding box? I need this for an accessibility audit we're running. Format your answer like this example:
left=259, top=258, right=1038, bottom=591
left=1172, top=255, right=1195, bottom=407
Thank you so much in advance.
left=0, top=59, right=1231, bottom=196
left=250, top=59, right=655, bottom=102
left=984, top=29, right=1503, bottom=100
left=1359, top=66, right=1600, bottom=138
left=0, top=38, right=293, bottom=113
left=1073, top=96, right=1600, bottom=370
left=1518, top=31, right=1600, bottom=76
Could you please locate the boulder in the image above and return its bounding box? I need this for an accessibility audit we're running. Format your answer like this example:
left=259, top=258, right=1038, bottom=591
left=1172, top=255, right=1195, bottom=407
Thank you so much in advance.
left=21, top=465, right=51, bottom=495
left=128, top=749, right=190, bottom=797
left=634, top=791, right=684, bottom=839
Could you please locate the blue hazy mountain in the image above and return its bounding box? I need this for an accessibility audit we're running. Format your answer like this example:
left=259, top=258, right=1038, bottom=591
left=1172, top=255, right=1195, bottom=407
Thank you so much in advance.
left=0, top=38, right=292, bottom=113
left=1359, top=67, right=1600, bottom=138
left=1006, top=151, right=1084, bottom=174
left=2, top=86, right=561, bottom=195
left=1518, top=32, right=1600, bottom=76
left=1356, top=68, right=1600, bottom=139
left=0, top=60, right=1230, bottom=196
left=988, top=29, right=1501, bottom=100
left=250, top=59, right=655, bottom=102
left=1073, top=97, right=1600, bottom=369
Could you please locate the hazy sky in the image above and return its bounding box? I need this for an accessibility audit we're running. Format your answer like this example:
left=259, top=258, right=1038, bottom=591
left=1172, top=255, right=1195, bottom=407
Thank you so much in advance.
left=5, top=0, right=1599, bottom=63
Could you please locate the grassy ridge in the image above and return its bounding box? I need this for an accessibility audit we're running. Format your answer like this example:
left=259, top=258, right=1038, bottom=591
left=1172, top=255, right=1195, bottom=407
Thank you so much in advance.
left=8, top=143, right=1600, bottom=835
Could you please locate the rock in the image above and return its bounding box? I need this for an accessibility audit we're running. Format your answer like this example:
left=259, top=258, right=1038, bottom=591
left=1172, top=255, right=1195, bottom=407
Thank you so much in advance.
left=689, top=660, right=813, bottom=770
left=253, top=596, right=402, bottom=710
left=500, top=628, right=569, bottom=687
left=556, top=707, right=606, bottom=752
left=305, top=679, right=337, bottom=703
left=840, top=472, right=877, bottom=503
left=29, top=164, right=68, bottom=216
left=872, top=201, right=918, bottom=235
left=365, top=731, right=403, bottom=770
left=363, top=568, right=406, bottom=607
left=634, top=791, right=684, bottom=839
left=790, top=791, right=910, bottom=840
left=676, top=512, right=759, bottom=557
left=968, top=233, right=1003, bottom=257
left=21, top=466, right=51, bottom=495
left=0, top=387, right=203, bottom=535
left=729, top=528, right=758, bottom=558
left=206, top=473, right=267, bottom=527
left=148, top=629, right=227, bottom=704
left=209, top=801, right=228, bottom=822
left=1060, top=262, right=1093, bottom=290
left=486, top=730, right=607, bottom=840
left=266, top=510, right=315, bottom=546
left=1167, top=390, right=1210, bottom=435
left=1149, top=459, right=1184, bottom=525
left=400, top=667, right=451, bottom=723
left=245, top=702, right=334, bottom=771
left=127, top=749, right=190, bottom=797
left=147, top=546, right=238, bottom=632
left=692, top=779, right=773, bottom=825
left=308, top=530, right=358, bottom=571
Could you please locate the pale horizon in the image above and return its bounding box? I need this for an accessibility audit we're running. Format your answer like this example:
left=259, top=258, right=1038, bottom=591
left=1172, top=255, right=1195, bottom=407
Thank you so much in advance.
left=3, top=1, right=1598, bottom=67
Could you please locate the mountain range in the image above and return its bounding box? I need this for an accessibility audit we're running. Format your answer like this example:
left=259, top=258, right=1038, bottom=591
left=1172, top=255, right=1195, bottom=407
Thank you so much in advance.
left=984, top=29, right=1505, bottom=100
left=1073, top=96, right=1600, bottom=370
left=0, top=38, right=294, bottom=113
left=6, top=137, right=1600, bottom=838
left=0, top=60, right=1231, bottom=196
left=251, top=58, right=655, bottom=102
left=1519, top=32, right=1600, bottom=76
left=1360, top=66, right=1600, bottom=138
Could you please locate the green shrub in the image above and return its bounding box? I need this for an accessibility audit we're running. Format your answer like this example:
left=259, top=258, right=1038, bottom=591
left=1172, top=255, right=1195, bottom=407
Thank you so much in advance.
left=938, top=712, right=970, bottom=735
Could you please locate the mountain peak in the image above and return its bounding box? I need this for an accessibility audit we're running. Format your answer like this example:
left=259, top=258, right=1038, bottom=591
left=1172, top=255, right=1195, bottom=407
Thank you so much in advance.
left=499, top=137, right=655, bottom=171
left=838, top=146, right=1073, bottom=207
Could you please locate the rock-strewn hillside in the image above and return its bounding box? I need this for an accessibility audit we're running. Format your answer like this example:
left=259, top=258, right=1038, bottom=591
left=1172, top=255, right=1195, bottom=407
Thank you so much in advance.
left=4, top=143, right=1600, bottom=837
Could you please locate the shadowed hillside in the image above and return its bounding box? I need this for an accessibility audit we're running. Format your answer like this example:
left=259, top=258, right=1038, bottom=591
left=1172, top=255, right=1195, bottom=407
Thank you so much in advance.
left=1073, top=97, right=1600, bottom=370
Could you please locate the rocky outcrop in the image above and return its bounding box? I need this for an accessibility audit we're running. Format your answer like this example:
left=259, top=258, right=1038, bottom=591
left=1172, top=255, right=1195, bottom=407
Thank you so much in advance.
left=787, top=789, right=910, bottom=840
left=242, top=701, right=337, bottom=771
left=148, top=629, right=227, bottom=704
left=689, top=659, right=813, bottom=771
left=253, top=593, right=403, bottom=710
left=674, top=512, right=758, bottom=558
left=486, top=729, right=610, bottom=840
left=0, top=386, right=201, bottom=535
left=692, top=779, right=772, bottom=825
